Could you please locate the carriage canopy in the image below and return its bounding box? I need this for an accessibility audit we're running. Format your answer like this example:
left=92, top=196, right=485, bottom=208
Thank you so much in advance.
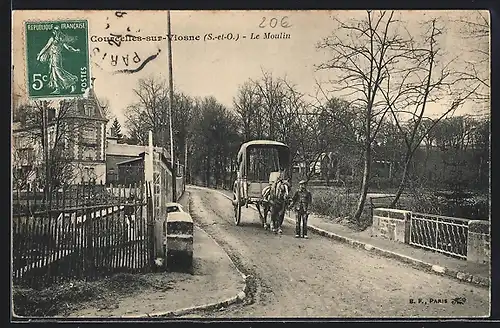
left=236, top=140, right=291, bottom=182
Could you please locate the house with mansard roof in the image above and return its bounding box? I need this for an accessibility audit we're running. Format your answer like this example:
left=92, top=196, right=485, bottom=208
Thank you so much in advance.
left=12, top=87, right=108, bottom=188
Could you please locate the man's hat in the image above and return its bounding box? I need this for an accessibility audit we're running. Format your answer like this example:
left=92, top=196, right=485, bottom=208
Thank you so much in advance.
left=299, top=180, right=307, bottom=185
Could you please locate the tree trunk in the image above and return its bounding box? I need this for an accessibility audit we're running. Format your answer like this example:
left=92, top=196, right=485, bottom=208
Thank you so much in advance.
left=353, top=145, right=371, bottom=222
left=423, top=145, right=430, bottom=180
left=215, top=156, right=220, bottom=188
left=214, top=166, right=219, bottom=188
left=335, top=160, right=340, bottom=181
left=478, top=155, right=482, bottom=186
left=205, top=156, right=210, bottom=187
left=390, top=153, right=412, bottom=207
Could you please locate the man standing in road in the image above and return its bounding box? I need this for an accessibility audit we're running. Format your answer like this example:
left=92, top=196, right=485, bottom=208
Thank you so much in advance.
left=290, top=180, right=312, bottom=238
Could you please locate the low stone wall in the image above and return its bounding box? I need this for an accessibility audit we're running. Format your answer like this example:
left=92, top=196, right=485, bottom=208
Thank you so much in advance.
left=467, top=220, right=490, bottom=264
left=372, top=208, right=411, bottom=243
left=372, top=208, right=490, bottom=263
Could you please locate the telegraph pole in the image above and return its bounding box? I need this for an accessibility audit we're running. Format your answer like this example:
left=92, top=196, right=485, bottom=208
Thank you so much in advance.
left=41, top=100, right=52, bottom=206
left=184, top=141, right=188, bottom=189
left=167, top=10, right=176, bottom=202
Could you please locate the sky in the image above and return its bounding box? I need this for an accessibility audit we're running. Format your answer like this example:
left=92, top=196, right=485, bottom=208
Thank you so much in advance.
left=12, top=10, right=490, bottom=133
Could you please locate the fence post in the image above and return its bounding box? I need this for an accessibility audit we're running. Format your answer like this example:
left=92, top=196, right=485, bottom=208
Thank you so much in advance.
left=85, top=206, right=94, bottom=279
left=404, top=212, right=411, bottom=244
left=44, top=198, right=52, bottom=287
left=147, top=183, right=156, bottom=269
left=467, top=220, right=490, bottom=264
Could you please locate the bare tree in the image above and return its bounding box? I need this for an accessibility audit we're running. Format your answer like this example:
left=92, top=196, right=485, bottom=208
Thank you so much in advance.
left=290, top=103, right=322, bottom=181
left=233, top=69, right=305, bottom=144
left=453, top=10, right=490, bottom=105
left=472, top=116, right=490, bottom=188
left=233, top=70, right=332, bottom=182
left=292, top=96, right=360, bottom=183
left=124, top=77, right=169, bottom=146
left=312, top=89, right=368, bottom=180
left=125, top=77, right=194, bottom=163
left=171, top=92, right=195, bottom=162
left=378, top=18, right=482, bottom=207
left=279, top=79, right=324, bottom=181
left=12, top=136, right=39, bottom=190
left=272, top=78, right=302, bottom=149
left=316, top=10, right=415, bottom=222
left=12, top=99, right=96, bottom=202
left=431, top=116, right=483, bottom=151
left=189, top=96, right=241, bottom=187
left=233, top=80, right=264, bottom=141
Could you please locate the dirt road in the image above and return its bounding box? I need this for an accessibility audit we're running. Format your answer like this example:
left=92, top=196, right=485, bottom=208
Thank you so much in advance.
left=185, top=186, right=489, bottom=318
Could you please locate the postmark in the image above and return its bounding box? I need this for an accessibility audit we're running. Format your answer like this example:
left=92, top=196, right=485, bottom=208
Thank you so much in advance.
left=90, top=11, right=162, bottom=75
left=25, top=20, right=90, bottom=98
left=89, top=12, right=294, bottom=74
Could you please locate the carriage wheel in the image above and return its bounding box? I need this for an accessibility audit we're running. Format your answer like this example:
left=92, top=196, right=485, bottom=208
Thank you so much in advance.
left=233, top=194, right=242, bottom=226
left=234, top=203, right=242, bottom=226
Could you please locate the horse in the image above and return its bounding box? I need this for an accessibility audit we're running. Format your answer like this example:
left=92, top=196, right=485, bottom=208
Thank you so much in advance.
left=261, top=178, right=291, bottom=234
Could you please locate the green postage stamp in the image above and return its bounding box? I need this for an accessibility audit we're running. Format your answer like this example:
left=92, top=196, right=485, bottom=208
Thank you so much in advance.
left=25, top=20, right=90, bottom=98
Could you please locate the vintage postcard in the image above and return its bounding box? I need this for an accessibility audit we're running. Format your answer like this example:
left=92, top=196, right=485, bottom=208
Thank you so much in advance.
left=11, top=10, right=491, bottom=319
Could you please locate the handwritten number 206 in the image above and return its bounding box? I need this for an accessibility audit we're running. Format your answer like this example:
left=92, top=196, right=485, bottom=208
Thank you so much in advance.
left=259, top=16, right=291, bottom=28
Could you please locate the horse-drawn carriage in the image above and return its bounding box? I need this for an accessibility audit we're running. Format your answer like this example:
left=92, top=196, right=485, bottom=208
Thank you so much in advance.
left=232, top=140, right=292, bottom=233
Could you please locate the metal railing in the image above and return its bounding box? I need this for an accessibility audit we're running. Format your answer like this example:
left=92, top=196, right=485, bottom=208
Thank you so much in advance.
left=409, top=212, right=469, bottom=259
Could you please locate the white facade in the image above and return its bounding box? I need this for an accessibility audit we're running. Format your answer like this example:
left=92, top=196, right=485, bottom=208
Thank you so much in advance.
left=12, top=89, right=108, bottom=188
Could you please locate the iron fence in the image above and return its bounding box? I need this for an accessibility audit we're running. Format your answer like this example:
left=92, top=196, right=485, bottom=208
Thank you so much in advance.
left=409, top=212, right=469, bottom=259
left=12, top=182, right=155, bottom=289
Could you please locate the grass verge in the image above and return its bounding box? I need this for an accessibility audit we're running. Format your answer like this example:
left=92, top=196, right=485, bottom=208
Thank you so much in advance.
left=13, top=272, right=175, bottom=317
left=309, top=187, right=374, bottom=230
